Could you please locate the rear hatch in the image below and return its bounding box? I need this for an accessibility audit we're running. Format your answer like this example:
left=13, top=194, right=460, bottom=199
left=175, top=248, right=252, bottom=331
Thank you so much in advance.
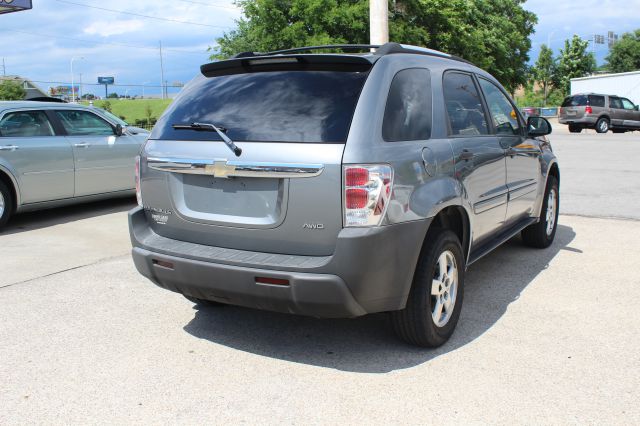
left=140, top=54, right=373, bottom=256
left=560, top=94, right=589, bottom=119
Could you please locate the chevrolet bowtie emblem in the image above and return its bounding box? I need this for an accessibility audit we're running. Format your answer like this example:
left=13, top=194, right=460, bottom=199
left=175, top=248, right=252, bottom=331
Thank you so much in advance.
left=204, top=160, right=235, bottom=178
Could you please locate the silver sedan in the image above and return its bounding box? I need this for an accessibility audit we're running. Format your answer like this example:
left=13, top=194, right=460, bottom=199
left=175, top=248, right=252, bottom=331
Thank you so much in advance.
left=0, top=101, right=149, bottom=228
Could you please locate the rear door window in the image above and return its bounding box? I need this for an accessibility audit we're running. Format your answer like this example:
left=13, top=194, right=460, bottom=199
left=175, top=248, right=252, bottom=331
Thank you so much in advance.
left=443, top=72, right=488, bottom=136
left=382, top=68, right=432, bottom=141
left=562, top=95, right=588, bottom=107
left=609, top=97, right=623, bottom=109
left=0, top=110, right=55, bottom=137
left=588, top=95, right=605, bottom=107
left=151, top=71, right=369, bottom=143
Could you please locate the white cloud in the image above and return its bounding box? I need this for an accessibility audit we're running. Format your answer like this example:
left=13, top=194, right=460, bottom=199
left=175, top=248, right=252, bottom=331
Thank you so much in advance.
left=83, top=20, right=145, bottom=37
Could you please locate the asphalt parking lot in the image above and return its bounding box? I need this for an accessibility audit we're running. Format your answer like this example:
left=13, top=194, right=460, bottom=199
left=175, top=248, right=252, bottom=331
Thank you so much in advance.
left=1, top=124, right=639, bottom=424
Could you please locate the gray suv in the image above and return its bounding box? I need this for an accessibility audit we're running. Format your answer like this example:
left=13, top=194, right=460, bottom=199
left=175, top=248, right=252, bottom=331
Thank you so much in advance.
left=129, top=43, right=560, bottom=347
left=559, top=93, right=640, bottom=133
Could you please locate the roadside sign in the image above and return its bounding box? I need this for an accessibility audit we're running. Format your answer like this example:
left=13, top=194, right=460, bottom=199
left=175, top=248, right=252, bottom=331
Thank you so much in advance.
left=98, top=77, right=115, bottom=85
left=0, top=0, right=32, bottom=14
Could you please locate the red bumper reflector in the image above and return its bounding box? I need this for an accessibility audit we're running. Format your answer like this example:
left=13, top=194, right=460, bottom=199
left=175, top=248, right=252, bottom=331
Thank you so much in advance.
left=255, top=277, right=290, bottom=286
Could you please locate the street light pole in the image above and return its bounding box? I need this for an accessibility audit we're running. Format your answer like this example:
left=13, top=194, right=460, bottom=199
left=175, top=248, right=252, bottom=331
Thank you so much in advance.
left=369, top=0, right=388, bottom=45
left=70, top=56, right=84, bottom=103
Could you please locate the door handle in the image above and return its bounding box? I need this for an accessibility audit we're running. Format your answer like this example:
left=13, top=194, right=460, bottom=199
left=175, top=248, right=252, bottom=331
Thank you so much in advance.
left=0, top=145, right=19, bottom=151
left=459, top=149, right=474, bottom=161
left=74, top=143, right=91, bottom=148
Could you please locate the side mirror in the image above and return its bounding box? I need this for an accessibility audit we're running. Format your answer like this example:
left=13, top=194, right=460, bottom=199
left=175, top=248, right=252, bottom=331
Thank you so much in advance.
left=527, top=116, right=552, bottom=137
left=115, top=123, right=124, bottom=137
left=635, top=105, right=639, bottom=111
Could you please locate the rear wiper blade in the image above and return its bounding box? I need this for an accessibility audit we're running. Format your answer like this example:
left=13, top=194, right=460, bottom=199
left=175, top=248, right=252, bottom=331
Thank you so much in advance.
left=172, top=122, right=242, bottom=157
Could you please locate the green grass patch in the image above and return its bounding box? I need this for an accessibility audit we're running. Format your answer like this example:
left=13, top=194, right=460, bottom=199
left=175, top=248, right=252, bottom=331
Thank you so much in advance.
left=82, top=99, right=173, bottom=124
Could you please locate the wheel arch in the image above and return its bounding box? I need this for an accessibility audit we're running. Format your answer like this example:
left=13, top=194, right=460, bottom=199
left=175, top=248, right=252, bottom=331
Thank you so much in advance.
left=425, top=205, right=471, bottom=263
left=0, top=164, right=20, bottom=212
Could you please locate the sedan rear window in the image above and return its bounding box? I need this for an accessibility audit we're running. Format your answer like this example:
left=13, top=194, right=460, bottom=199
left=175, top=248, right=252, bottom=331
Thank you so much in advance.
left=151, top=71, right=369, bottom=143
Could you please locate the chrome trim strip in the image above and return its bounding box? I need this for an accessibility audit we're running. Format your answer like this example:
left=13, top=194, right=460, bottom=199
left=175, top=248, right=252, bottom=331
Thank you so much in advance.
left=146, top=157, right=324, bottom=178
left=473, top=193, right=508, bottom=214
left=508, top=182, right=538, bottom=201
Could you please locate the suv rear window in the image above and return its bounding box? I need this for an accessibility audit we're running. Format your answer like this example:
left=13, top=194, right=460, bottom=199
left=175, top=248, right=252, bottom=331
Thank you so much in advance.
left=151, top=71, right=368, bottom=143
left=561, top=95, right=588, bottom=107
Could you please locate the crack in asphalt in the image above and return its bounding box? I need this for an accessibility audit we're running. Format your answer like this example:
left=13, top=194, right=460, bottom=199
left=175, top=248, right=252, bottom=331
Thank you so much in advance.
left=560, top=212, right=640, bottom=222
left=0, top=254, right=130, bottom=290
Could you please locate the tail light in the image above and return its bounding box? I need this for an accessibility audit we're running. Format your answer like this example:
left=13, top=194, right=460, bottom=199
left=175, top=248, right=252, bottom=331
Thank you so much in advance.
left=559, top=107, right=564, bottom=114
left=135, top=155, right=143, bottom=207
left=585, top=106, right=593, bottom=114
left=343, top=164, right=393, bottom=227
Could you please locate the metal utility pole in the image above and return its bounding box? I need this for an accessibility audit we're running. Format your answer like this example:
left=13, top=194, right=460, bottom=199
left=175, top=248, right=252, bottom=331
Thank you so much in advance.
left=159, top=41, right=166, bottom=100
left=369, top=0, right=389, bottom=45
left=1, top=58, right=5, bottom=76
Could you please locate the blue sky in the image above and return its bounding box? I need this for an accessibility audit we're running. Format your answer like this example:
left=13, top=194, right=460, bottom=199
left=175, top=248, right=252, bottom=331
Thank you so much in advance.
left=1, top=0, right=639, bottom=97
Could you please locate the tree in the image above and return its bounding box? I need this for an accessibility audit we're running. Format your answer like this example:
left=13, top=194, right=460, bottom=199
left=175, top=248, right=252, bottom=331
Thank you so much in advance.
left=555, top=35, right=596, bottom=94
left=107, top=92, right=119, bottom=99
left=0, top=80, right=26, bottom=100
left=530, top=44, right=556, bottom=105
left=211, top=0, right=537, bottom=92
left=606, top=29, right=640, bottom=73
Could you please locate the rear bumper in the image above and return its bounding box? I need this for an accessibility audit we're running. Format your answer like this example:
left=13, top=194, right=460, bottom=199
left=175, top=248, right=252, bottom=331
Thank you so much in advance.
left=129, top=207, right=430, bottom=318
left=558, top=116, right=597, bottom=125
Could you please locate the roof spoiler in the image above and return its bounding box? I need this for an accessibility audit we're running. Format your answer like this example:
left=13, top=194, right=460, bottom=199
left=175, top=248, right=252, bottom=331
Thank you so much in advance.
left=200, top=54, right=373, bottom=77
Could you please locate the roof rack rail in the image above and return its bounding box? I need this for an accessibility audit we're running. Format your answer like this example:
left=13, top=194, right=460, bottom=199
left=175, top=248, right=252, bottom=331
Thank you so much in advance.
left=231, top=42, right=473, bottom=65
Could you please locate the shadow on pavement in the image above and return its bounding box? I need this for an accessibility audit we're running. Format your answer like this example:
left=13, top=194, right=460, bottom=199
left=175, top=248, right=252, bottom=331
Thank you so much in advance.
left=183, top=224, right=576, bottom=373
left=0, top=197, right=136, bottom=236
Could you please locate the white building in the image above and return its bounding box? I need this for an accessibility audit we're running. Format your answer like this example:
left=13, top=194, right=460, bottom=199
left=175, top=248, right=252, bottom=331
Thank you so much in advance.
left=571, top=71, right=640, bottom=105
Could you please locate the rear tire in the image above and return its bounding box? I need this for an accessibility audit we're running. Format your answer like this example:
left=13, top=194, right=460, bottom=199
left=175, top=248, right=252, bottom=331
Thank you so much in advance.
left=391, top=229, right=465, bottom=348
left=0, top=180, right=13, bottom=230
left=568, top=125, right=582, bottom=133
left=595, top=117, right=609, bottom=133
left=522, top=176, right=559, bottom=248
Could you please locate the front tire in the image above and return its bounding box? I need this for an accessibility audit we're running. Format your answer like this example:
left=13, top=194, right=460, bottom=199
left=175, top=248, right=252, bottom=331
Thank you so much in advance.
left=595, top=117, right=609, bottom=133
left=522, top=176, right=559, bottom=248
left=392, top=229, right=465, bottom=348
left=0, top=180, right=13, bottom=230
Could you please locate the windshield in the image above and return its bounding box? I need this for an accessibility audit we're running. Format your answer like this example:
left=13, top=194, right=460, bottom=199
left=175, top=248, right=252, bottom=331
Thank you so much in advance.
left=151, top=70, right=369, bottom=143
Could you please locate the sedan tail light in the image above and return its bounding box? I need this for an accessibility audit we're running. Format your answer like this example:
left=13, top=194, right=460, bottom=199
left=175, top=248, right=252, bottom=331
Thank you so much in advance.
left=135, top=155, right=143, bottom=207
left=343, top=164, right=393, bottom=227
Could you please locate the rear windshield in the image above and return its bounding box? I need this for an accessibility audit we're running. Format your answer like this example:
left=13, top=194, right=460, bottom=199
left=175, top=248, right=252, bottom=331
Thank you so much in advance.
left=151, top=71, right=369, bottom=143
left=562, top=95, right=588, bottom=107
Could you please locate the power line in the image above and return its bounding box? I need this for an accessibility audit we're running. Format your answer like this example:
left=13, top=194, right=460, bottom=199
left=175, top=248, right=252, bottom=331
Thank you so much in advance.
left=54, top=0, right=233, bottom=29
left=31, top=79, right=182, bottom=88
left=176, top=0, right=239, bottom=11
left=9, top=29, right=210, bottom=56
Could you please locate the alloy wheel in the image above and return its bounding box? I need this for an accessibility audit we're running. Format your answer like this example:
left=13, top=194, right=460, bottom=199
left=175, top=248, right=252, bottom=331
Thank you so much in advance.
left=430, top=250, right=458, bottom=327
left=546, top=188, right=557, bottom=236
